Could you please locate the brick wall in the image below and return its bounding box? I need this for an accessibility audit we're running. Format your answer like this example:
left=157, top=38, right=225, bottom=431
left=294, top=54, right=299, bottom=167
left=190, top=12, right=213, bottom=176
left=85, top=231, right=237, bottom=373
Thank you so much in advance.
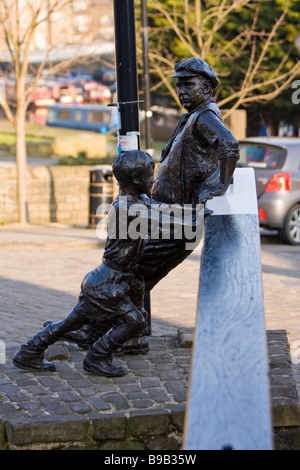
left=0, top=165, right=112, bottom=226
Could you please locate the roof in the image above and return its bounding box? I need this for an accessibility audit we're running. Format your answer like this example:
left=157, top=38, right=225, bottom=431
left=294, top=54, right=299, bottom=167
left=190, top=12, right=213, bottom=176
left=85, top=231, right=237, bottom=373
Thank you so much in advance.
left=239, top=137, right=300, bottom=148
left=0, top=41, right=115, bottom=64
left=47, top=103, right=112, bottom=110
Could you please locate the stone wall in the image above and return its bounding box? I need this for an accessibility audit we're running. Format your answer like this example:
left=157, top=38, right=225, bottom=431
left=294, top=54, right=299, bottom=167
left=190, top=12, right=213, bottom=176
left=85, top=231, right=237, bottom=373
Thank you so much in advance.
left=0, top=165, right=112, bottom=226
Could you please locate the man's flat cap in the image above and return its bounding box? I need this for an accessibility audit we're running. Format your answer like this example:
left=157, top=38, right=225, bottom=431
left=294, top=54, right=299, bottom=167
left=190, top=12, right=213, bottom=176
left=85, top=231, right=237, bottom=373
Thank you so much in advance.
left=171, top=58, right=219, bottom=89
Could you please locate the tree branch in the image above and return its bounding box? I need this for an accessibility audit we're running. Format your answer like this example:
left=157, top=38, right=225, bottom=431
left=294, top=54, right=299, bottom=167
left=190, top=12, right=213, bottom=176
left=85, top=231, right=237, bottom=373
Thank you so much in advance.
left=219, top=60, right=300, bottom=117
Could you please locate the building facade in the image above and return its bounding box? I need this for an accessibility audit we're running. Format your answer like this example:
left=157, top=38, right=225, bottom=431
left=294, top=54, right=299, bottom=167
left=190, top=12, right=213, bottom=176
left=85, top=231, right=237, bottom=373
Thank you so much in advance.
left=0, top=0, right=114, bottom=63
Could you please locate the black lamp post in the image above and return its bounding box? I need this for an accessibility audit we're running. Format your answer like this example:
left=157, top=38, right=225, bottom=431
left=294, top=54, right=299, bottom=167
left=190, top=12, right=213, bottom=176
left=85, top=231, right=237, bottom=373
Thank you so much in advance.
left=113, top=0, right=140, bottom=151
left=113, top=0, right=152, bottom=334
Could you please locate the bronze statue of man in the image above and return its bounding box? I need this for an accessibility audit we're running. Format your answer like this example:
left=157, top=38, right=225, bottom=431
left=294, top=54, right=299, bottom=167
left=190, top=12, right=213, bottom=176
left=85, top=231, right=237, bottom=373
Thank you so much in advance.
left=137, top=57, right=240, bottom=295
left=152, top=57, right=239, bottom=206
left=38, top=58, right=240, bottom=354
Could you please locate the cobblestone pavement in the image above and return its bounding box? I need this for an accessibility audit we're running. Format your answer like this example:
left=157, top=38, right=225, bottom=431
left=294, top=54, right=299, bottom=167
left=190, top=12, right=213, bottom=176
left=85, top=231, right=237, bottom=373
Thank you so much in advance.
left=0, top=224, right=299, bottom=444
left=0, top=224, right=201, bottom=348
left=258, top=234, right=300, bottom=401
left=0, top=226, right=299, bottom=349
left=0, top=336, right=191, bottom=450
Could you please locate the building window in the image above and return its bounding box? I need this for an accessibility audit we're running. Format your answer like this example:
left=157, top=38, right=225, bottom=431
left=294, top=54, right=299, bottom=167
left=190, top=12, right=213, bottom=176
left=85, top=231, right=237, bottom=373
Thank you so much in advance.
left=74, top=14, right=89, bottom=33
left=73, top=1, right=88, bottom=12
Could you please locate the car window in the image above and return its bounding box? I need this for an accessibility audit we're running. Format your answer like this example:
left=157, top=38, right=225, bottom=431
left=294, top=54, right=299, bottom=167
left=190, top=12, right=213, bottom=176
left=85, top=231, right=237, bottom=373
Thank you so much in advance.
left=239, top=144, right=287, bottom=170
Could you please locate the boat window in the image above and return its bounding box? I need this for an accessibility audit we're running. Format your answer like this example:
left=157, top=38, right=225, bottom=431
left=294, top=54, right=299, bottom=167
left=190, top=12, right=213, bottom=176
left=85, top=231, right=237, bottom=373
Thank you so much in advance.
left=75, top=111, right=82, bottom=121
left=87, top=110, right=110, bottom=123
left=47, top=108, right=55, bottom=123
left=57, top=109, right=71, bottom=121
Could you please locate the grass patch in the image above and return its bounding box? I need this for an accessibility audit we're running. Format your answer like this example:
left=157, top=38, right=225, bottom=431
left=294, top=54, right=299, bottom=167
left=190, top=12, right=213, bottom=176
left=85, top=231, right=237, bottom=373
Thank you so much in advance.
left=0, top=119, right=167, bottom=163
left=58, top=153, right=115, bottom=166
left=0, top=119, right=113, bottom=140
left=0, top=132, right=54, bottom=145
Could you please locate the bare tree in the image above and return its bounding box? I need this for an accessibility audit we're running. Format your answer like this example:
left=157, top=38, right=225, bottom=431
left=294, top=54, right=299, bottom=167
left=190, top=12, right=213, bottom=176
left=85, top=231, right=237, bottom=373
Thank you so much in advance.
left=0, top=0, right=105, bottom=224
left=145, top=0, right=300, bottom=119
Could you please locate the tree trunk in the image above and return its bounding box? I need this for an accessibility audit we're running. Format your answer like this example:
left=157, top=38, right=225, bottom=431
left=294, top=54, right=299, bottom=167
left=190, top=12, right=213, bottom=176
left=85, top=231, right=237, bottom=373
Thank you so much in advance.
left=15, top=105, right=28, bottom=224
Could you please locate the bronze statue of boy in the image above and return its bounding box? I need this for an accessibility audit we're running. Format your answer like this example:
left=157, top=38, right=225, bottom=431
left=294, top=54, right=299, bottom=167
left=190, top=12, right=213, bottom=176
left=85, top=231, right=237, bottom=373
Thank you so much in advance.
left=13, top=150, right=155, bottom=377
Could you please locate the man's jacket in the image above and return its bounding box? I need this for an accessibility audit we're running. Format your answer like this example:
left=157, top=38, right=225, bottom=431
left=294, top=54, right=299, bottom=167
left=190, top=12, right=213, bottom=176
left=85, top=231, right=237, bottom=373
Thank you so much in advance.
left=151, top=98, right=240, bottom=205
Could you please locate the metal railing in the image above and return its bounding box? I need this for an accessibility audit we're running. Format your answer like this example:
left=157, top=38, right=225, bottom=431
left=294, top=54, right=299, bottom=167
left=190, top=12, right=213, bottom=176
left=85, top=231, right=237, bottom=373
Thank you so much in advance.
left=183, top=168, right=273, bottom=450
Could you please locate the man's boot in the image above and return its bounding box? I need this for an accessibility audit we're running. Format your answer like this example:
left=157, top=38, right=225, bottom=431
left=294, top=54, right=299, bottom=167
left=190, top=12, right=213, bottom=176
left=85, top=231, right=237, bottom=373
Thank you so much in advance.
left=13, top=325, right=58, bottom=372
left=83, top=334, right=125, bottom=377
left=115, top=335, right=149, bottom=355
left=118, top=306, right=149, bottom=355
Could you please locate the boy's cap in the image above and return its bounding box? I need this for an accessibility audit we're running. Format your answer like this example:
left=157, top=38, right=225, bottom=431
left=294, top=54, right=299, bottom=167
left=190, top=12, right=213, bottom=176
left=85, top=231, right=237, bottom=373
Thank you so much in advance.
left=171, top=58, right=219, bottom=89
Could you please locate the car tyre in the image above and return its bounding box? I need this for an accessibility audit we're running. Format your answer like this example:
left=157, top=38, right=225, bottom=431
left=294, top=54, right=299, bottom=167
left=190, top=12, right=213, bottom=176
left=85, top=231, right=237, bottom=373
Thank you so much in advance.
left=279, top=204, right=300, bottom=245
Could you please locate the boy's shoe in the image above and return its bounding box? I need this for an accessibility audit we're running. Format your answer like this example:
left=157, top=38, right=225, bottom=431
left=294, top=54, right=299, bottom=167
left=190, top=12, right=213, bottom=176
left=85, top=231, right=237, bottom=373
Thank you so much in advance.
left=83, top=349, right=125, bottom=377
left=13, top=345, right=56, bottom=372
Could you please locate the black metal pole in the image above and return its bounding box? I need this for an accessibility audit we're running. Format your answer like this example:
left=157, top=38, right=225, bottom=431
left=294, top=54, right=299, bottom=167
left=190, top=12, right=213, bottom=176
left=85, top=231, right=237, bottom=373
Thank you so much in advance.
left=113, top=0, right=140, bottom=150
left=113, top=0, right=152, bottom=335
left=141, top=0, right=153, bottom=153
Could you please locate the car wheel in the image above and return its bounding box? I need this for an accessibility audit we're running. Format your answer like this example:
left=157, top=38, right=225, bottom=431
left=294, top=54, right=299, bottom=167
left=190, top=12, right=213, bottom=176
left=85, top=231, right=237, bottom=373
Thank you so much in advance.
left=279, top=204, right=300, bottom=245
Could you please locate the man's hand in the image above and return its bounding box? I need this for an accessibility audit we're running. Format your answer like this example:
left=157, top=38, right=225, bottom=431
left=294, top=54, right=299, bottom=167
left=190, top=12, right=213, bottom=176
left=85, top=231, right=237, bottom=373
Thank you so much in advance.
left=199, top=157, right=237, bottom=204
left=199, top=182, right=225, bottom=204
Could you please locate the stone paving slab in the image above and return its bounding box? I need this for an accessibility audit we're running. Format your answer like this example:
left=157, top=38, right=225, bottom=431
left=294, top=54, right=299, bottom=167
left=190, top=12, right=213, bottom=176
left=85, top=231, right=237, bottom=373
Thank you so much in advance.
left=0, top=223, right=103, bottom=249
left=0, top=225, right=300, bottom=449
left=0, top=329, right=299, bottom=450
left=0, top=336, right=190, bottom=450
